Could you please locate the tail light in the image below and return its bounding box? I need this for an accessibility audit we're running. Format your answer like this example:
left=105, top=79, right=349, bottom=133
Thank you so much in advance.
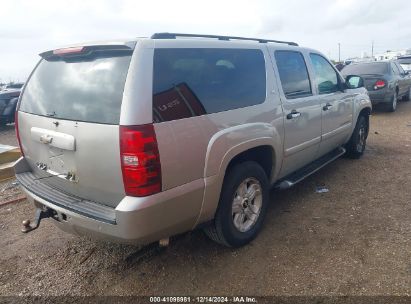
left=374, top=80, right=386, bottom=90
left=15, top=111, right=24, bottom=157
left=119, top=124, right=161, bottom=197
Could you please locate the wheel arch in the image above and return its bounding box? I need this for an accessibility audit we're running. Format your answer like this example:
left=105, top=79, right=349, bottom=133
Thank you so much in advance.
left=195, top=123, right=282, bottom=226
left=356, top=106, right=371, bottom=131
left=225, top=145, right=274, bottom=182
left=358, top=106, right=371, bottom=120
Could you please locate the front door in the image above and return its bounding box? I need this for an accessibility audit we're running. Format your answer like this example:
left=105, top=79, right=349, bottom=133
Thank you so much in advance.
left=309, top=53, right=353, bottom=156
left=394, top=62, right=411, bottom=96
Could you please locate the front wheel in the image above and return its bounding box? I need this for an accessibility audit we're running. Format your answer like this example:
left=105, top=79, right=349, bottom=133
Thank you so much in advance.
left=345, top=115, right=369, bottom=159
left=203, top=161, right=269, bottom=247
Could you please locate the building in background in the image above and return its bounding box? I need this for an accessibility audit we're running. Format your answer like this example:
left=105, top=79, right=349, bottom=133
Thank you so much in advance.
left=374, top=49, right=411, bottom=61
left=344, top=51, right=375, bottom=65
left=344, top=48, right=411, bottom=65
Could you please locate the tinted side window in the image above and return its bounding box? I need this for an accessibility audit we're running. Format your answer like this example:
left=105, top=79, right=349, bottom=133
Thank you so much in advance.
left=152, top=48, right=266, bottom=122
left=391, top=63, right=400, bottom=75
left=274, top=51, right=312, bottom=99
left=310, top=53, right=339, bottom=94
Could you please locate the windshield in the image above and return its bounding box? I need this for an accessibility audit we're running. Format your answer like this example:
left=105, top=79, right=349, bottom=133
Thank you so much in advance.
left=20, top=52, right=132, bottom=124
left=342, top=62, right=389, bottom=75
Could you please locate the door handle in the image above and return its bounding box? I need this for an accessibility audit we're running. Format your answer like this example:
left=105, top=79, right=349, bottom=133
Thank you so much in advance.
left=286, top=110, right=301, bottom=119
left=323, top=103, right=333, bottom=111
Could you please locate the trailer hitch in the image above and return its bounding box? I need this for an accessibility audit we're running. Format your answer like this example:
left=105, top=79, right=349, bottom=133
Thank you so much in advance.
left=21, top=208, right=54, bottom=233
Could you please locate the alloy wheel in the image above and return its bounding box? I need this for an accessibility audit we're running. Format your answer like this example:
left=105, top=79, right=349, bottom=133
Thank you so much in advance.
left=231, top=178, right=263, bottom=233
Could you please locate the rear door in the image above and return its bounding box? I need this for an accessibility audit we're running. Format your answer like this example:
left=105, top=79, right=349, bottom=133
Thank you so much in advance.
left=394, top=62, right=411, bottom=96
left=17, top=44, right=134, bottom=207
left=391, top=62, right=406, bottom=95
left=273, top=50, right=322, bottom=177
left=308, top=53, right=353, bottom=156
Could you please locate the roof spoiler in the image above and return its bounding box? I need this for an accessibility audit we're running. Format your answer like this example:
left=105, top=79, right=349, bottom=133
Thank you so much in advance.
left=39, top=43, right=135, bottom=59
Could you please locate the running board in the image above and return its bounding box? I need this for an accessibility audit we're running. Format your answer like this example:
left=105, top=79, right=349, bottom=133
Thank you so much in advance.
left=276, top=147, right=346, bottom=190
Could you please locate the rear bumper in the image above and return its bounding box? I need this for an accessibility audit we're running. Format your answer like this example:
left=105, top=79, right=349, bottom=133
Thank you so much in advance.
left=368, top=89, right=393, bottom=104
left=15, top=158, right=204, bottom=244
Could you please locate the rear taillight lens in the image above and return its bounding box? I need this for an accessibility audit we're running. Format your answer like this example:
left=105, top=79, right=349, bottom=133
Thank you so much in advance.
left=374, top=80, right=386, bottom=90
left=15, top=111, right=24, bottom=157
left=120, top=124, right=161, bottom=197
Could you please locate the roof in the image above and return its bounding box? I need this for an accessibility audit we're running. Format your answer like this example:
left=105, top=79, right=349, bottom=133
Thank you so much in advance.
left=150, top=32, right=298, bottom=46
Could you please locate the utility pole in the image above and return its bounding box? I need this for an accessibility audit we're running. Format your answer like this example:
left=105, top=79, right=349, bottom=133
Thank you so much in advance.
left=371, top=40, right=374, bottom=58
left=338, top=43, right=341, bottom=62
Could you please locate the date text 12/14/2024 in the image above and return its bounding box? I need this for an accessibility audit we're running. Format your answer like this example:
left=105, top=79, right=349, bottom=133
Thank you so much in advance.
left=149, top=296, right=257, bottom=303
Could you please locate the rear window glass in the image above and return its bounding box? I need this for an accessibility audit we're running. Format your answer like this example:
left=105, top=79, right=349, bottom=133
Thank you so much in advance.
left=152, top=48, right=266, bottom=122
left=342, top=62, right=389, bottom=75
left=20, top=53, right=132, bottom=124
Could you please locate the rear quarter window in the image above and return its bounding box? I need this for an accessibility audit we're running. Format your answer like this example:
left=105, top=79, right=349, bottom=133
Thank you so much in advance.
left=152, top=48, right=266, bottom=122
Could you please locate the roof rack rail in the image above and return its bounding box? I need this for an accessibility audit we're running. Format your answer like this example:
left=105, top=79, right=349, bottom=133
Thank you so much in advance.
left=150, top=33, right=298, bottom=46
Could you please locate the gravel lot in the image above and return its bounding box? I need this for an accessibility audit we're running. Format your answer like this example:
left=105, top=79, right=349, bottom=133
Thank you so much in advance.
left=0, top=102, right=410, bottom=297
left=0, top=124, right=17, bottom=147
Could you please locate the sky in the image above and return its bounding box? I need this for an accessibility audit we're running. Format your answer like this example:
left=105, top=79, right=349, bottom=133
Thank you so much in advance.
left=1, top=0, right=410, bottom=82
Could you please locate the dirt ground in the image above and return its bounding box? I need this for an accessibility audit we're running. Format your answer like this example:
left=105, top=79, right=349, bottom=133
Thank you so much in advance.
left=0, top=101, right=410, bottom=298
left=0, top=124, right=18, bottom=147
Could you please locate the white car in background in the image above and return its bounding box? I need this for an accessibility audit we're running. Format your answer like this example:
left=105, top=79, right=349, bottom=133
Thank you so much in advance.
left=398, top=56, right=411, bottom=73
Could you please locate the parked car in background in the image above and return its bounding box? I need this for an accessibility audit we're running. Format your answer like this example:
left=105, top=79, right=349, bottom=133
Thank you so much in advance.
left=15, top=33, right=371, bottom=248
left=398, top=56, right=411, bottom=73
left=0, top=88, right=21, bottom=125
left=2, top=82, right=24, bottom=91
left=335, top=62, right=345, bottom=71
left=342, top=61, right=411, bottom=112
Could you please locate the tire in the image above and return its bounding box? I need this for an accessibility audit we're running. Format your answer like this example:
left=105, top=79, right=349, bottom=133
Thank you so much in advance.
left=203, top=161, right=269, bottom=247
left=345, top=115, right=369, bottom=159
left=386, top=91, right=398, bottom=112
left=0, top=117, right=7, bottom=127
left=403, top=87, right=411, bottom=102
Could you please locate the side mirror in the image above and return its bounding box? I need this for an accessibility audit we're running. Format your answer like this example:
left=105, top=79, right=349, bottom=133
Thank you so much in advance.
left=345, top=75, right=364, bottom=89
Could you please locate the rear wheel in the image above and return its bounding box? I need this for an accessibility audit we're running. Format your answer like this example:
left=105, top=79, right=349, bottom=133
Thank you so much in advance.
left=386, top=91, right=398, bottom=112
left=203, top=161, right=269, bottom=247
left=345, top=115, right=369, bottom=159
